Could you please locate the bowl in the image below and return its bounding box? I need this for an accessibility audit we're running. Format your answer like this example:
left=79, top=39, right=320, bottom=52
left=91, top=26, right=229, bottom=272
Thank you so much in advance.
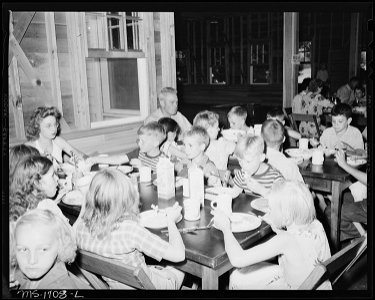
left=284, top=148, right=312, bottom=160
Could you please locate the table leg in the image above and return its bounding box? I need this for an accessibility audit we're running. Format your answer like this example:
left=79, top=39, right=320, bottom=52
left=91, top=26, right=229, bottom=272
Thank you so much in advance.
left=201, top=265, right=219, bottom=290
left=330, top=181, right=343, bottom=252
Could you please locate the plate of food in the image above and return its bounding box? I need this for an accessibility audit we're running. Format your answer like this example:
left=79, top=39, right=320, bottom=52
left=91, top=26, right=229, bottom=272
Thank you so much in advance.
left=213, top=213, right=261, bottom=233
left=139, top=208, right=182, bottom=229
left=62, top=190, right=84, bottom=206
left=287, top=156, right=304, bottom=165
left=346, top=157, right=367, bottom=167
left=221, top=129, right=245, bottom=142
left=250, top=198, right=270, bottom=214
left=285, top=148, right=313, bottom=160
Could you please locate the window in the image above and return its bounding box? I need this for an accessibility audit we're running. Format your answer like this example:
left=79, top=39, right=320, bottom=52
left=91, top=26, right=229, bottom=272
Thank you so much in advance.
left=298, top=41, right=311, bottom=84
left=249, top=40, right=270, bottom=85
left=84, top=12, right=148, bottom=128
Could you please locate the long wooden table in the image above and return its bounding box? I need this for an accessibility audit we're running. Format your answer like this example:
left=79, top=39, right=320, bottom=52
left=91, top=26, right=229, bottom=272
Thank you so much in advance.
left=59, top=178, right=272, bottom=290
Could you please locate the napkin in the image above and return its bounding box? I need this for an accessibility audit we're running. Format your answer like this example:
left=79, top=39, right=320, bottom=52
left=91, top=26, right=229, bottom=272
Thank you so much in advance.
left=349, top=181, right=367, bottom=202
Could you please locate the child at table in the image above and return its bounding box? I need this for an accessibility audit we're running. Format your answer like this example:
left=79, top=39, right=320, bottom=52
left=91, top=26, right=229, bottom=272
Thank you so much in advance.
left=10, top=155, right=65, bottom=222
left=261, top=119, right=304, bottom=182
left=158, top=117, right=187, bottom=161
left=231, top=134, right=284, bottom=198
left=227, top=106, right=254, bottom=135
left=212, top=180, right=332, bottom=290
left=175, top=126, right=221, bottom=186
left=193, top=111, right=236, bottom=177
left=319, top=103, right=364, bottom=151
left=12, top=209, right=90, bottom=289
left=74, top=169, right=185, bottom=289
left=266, top=107, right=301, bottom=148
left=25, top=106, right=86, bottom=167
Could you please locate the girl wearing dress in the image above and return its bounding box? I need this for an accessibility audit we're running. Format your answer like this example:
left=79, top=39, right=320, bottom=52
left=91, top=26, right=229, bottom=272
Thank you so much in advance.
left=213, top=180, right=332, bottom=290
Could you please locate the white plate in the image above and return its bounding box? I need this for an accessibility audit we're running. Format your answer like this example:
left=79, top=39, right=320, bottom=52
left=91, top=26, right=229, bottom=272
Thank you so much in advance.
left=285, top=148, right=312, bottom=160
left=153, top=176, right=184, bottom=188
left=250, top=198, right=270, bottom=214
left=287, top=157, right=304, bottom=165
left=205, top=187, right=238, bottom=199
left=62, top=190, right=84, bottom=206
left=347, top=158, right=367, bottom=167
left=109, top=165, right=133, bottom=174
left=139, top=210, right=182, bottom=229
left=221, top=129, right=245, bottom=142
left=213, top=213, right=261, bottom=233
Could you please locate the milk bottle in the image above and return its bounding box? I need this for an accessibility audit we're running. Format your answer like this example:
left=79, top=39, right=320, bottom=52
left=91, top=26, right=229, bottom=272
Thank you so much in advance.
left=188, top=165, right=204, bottom=207
left=156, top=158, right=175, bottom=199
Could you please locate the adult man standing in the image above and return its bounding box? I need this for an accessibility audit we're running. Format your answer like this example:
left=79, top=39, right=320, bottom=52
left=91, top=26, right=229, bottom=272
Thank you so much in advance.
left=336, top=76, right=360, bottom=105
left=144, top=87, right=192, bottom=135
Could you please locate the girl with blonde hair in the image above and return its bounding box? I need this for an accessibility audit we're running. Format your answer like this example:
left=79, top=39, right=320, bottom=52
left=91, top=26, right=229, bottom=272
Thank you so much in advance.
left=75, top=169, right=185, bottom=289
left=213, top=180, right=332, bottom=289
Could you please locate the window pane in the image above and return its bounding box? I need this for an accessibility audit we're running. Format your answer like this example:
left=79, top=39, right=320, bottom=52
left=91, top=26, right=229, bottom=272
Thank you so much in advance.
left=107, top=59, right=140, bottom=110
left=108, top=17, right=122, bottom=50
left=126, top=19, right=140, bottom=50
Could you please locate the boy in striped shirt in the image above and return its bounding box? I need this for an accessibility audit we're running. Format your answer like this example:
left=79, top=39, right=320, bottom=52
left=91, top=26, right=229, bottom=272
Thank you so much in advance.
left=137, top=122, right=166, bottom=172
left=231, top=134, right=284, bottom=198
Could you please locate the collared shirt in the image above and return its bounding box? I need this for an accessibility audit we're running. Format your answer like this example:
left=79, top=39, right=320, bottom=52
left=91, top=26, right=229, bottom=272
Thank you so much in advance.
left=320, top=125, right=364, bottom=150
left=266, top=148, right=304, bottom=182
left=15, top=261, right=91, bottom=289
left=144, top=108, right=192, bottom=135
left=75, top=218, right=169, bottom=269
left=233, top=164, right=284, bottom=194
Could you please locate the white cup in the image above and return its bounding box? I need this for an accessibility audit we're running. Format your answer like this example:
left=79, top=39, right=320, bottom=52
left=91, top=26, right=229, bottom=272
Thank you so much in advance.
left=299, top=138, right=309, bottom=150
left=312, top=149, right=324, bottom=165
left=139, top=166, right=151, bottom=182
left=182, top=178, right=190, bottom=197
left=210, top=194, right=232, bottom=216
left=183, top=198, right=200, bottom=221
left=254, top=124, right=262, bottom=136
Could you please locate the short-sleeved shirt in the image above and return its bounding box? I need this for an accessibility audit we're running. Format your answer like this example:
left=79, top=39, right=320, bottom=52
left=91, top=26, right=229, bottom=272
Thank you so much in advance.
left=266, top=148, right=304, bottom=182
left=233, top=164, right=284, bottom=194
left=320, top=125, right=364, bottom=150
left=144, top=108, right=192, bottom=135
left=139, top=152, right=162, bottom=172
left=75, top=218, right=169, bottom=268
left=205, top=138, right=236, bottom=170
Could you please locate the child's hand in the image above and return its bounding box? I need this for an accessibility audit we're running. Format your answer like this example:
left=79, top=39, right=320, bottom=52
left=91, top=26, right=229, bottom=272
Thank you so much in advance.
left=335, top=149, right=348, bottom=168
left=245, top=176, right=267, bottom=197
left=166, top=204, right=182, bottom=223
left=211, top=209, right=231, bottom=232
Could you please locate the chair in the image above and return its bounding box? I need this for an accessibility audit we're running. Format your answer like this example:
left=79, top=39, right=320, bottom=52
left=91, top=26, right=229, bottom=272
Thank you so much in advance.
left=298, top=235, right=367, bottom=289
left=289, top=113, right=321, bottom=139
left=75, top=249, right=156, bottom=289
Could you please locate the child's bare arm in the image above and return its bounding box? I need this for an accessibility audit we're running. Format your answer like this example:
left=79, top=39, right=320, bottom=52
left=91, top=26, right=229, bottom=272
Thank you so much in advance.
left=285, top=126, right=301, bottom=140
left=163, top=207, right=185, bottom=262
left=168, top=145, right=187, bottom=160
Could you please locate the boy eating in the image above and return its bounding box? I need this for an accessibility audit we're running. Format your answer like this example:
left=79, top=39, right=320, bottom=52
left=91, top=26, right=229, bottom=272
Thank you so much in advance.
left=231, top=134, right=284, bottom=198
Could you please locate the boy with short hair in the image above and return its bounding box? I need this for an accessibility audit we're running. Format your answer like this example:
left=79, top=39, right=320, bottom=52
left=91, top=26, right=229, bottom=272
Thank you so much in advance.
left=231, top=134, right=284, bottom=198
left=266, top=107, right=301, bottom=141
left=319, top=103, right=364, bottom=151
left=193, top=111, right=236, bottom=172
left=261, top=119, right=304, bottom=182
left=227, top=106, right=254, bottom=134
left=176, top=126, right=220, bottom=186
left=136, top=122, right=166, bottom=171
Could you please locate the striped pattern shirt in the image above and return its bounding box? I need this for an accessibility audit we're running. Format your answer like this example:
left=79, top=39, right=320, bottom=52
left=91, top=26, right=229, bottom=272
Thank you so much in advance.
left=75, top=218, right=169, bottom=268
left=233, top=163, right=284, bottom=194
left=138, top=152, right=162, bottom=172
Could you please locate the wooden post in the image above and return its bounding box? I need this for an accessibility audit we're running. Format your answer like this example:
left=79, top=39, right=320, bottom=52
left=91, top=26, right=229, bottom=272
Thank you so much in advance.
left=349, top=13, right=360, bottom=78
left=160, top=12, right=177, bottom=88
left=283, top=12, right=299, bottom=108
left=45, top=12, right=63, bottom=113
left=66, top=12, right=90, bottom=129
left=139, top=12, right=156, bottom=114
